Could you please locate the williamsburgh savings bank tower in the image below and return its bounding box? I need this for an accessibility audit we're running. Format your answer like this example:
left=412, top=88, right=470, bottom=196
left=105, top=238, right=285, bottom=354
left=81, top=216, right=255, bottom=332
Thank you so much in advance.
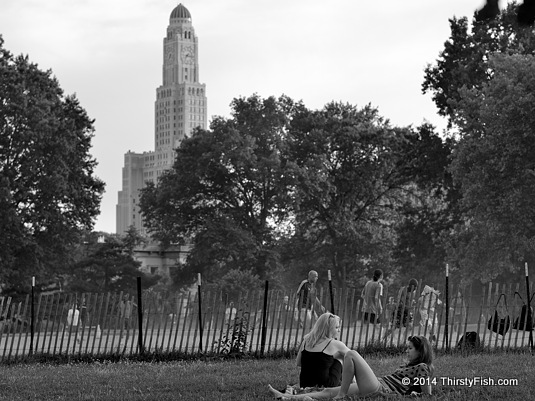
left=116, top=4, right=207, bottom=235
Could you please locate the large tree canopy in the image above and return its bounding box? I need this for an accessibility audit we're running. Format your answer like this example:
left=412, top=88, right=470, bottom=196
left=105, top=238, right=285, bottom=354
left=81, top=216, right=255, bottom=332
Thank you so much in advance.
left=0, top=37, right=105, bottom=294
left=392, top=124, right=460, bottom=283
left=284, top=103, right=413, bottom=288
left=141, top=95, right=456, bottom=290
left=423, top=4, right=535, bottom=281
left=140, top=95, right=303, bottom=287
left=445, top=53, right=535, bottom=281
left=284, top=105, right=453, bottom=288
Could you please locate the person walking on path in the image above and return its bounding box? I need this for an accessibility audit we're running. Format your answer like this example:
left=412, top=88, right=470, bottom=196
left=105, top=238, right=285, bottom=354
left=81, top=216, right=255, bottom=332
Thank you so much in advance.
left=296, top=270, right=325, bottom=327
left=361, top=269, right=384, bottom=325
left=383, top=278, right=418, bottom=342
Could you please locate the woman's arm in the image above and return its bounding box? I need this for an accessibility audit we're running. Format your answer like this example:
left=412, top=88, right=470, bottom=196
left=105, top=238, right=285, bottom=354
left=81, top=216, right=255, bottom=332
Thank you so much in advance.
left=421, top=384, right=432, bottom=395
left=296, top=340, right=305, bottom=367
left=332, top=340, right=351, bottom=361
left=415, top=364, right=432, bottom=395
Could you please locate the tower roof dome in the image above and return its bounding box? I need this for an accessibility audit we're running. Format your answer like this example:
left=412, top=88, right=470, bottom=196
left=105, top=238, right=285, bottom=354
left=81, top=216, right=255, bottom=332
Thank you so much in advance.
left=170, top=4, right=191, bottom=20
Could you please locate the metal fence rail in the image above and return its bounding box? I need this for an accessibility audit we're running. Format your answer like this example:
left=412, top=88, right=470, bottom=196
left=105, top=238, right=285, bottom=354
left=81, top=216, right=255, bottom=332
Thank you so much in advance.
left=0, top=280, right=533, bottom=362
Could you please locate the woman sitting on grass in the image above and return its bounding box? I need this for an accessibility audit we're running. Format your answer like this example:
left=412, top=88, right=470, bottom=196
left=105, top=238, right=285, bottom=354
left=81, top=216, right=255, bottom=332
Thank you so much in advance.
left=295, top=312, right=351, bottom=389
left=269, top=335, right=434, bottom=399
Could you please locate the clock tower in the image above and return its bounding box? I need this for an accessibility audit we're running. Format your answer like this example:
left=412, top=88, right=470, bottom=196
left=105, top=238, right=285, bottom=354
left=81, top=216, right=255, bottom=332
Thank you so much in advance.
left=162, top=4, right=201, bottom=88
left=156, top=3, right=207, bottom=153
left=117, top=3, right=208, bottom=235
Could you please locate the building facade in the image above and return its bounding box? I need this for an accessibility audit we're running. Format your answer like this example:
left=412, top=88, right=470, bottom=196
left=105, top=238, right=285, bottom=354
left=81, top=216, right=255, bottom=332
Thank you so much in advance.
left=116, top=3, right=207, bottom=236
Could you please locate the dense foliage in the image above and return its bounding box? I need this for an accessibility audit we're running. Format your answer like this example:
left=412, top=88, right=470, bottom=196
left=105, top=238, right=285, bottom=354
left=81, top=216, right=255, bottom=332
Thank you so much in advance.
left=423, top=4, right=535, bottom=281
left=444, top=53, right=535, bottom=281
left=140, top=96, right=451, bottom=291
left=67, top=230, right=158, bottom=293
left=140, top=95, right=302, bottom=290
left=423, top=2, right=535, bottom=125
left=0, top=37, right=105, bottom=295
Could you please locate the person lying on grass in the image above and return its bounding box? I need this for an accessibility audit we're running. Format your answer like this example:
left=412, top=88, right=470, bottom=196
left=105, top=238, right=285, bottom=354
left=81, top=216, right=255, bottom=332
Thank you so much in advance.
left=295, top=312, right=351, bottom=390
left=269, top=335, right=434, bottom=399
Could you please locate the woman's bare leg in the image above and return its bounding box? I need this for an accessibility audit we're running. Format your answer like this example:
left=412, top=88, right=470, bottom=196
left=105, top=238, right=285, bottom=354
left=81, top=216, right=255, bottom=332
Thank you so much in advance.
left=334, top=350, right=380, bottom=398
left=267, top=385, right=339, bottom=400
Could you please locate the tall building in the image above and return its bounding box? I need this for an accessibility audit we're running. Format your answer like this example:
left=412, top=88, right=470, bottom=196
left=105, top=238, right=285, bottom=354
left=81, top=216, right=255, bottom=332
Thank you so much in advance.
left=116, top=3, right=207, bottom=235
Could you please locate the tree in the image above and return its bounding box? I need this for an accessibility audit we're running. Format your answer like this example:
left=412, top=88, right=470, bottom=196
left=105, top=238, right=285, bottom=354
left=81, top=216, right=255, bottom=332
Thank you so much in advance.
left=284, top=103, right=418, bottom=289
left=122, top=225, right=147, bottom=256
left=444, top=53, right=535, bottom=281
left=392, top=124, right=461, bottom=282
left=422, top=3, right=535, bottom=281
left=140, top=95, right=303, bottom=287
left=422, top=2, right=535, bottom=126
left=0, top=37, right=105, bottom=295
left=67, top=234, right=159, bottom=293
left=204, top=268, right=262, bottom=303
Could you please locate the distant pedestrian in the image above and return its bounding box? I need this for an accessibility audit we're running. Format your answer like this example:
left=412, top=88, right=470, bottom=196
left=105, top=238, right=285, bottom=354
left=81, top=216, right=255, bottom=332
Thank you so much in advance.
left=119, top=295, right=133, bottom=330
left=450, top=290, right=466, bottom=337
left=418, top=285, right=442, bottom=343
left=80, top=299, right=89, bottom=326
left=296, top=270, right=325, bottom=327
left=118, top=295, right=133, bottom=350
left=225, top=301, right=237, bottom=325
left=277, top=295, right=296, bottom=326
left=384, top=278, right=418, bottom=341
left=67, top=303, right=81, bottom=345
left=361, top=269, right=384, bottom=325
left=383, top=297, right=396, bottom=331
left=67, top=304, right=80, bottom=328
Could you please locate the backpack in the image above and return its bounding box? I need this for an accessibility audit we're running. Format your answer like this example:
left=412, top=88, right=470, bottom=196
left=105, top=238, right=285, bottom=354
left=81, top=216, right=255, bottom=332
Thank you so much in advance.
left=457, top=331, right=481, bottom=349
left=512, top=292, right=534, bottom=331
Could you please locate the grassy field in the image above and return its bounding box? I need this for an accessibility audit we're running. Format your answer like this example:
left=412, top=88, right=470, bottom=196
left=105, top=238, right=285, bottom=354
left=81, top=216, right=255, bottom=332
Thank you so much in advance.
left=0, top=352, right=533, bottom=400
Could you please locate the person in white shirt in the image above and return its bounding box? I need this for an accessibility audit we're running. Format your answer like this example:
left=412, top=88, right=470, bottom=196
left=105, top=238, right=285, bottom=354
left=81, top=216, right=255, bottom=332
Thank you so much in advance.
left=361, top=269, right=383, bottom=325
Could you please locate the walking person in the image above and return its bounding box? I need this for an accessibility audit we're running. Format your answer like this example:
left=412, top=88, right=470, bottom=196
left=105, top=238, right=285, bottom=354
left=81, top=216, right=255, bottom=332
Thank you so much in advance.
left=278, top=295, right=298, bottom=327
left=418, top=285, right=442, bottom=343
left=383, top=278, right=418, bottom=342
left=361, top=269, right=384, bottom=325
left=118, top=295, right=133, bottom=350
left=451, top=290, right=467, bottom=339
left=67, top=303, right=81, bottom=347
left=295, top=270, right=325, bottom=328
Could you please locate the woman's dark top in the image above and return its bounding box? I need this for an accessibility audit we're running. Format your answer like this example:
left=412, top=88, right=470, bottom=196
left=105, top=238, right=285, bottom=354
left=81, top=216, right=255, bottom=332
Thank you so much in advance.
left=299, top=339, right=343, bottom=388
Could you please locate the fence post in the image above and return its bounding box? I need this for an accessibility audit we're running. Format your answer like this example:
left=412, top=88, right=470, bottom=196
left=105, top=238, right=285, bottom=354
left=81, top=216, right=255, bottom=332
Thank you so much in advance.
left=30, top=277, right=35, bottom=356
left=444, top=264, right=449, bottom=351
left=260, top=280, right=269, bottom=355
left=525, top=263, right=534, bottom=352
left=328, top=270, right=335, bottom=315
left=197, top=273, right=203, bottom=353
left=136, top=277, right=144, bottom=354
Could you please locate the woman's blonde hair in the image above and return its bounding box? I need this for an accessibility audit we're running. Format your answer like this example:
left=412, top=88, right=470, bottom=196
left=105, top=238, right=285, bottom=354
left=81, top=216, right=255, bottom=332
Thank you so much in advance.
left=303, top=313, right=340, bottom=348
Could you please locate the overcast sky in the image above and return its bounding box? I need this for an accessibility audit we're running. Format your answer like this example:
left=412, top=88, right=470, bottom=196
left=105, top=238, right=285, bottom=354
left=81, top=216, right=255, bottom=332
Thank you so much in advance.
left=1, top=0, right=493, bottom=233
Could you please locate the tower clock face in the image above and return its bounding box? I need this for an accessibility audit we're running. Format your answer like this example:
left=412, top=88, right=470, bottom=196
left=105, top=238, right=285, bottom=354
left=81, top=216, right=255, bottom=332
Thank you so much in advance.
left=181, top=46, right=194, bottom=64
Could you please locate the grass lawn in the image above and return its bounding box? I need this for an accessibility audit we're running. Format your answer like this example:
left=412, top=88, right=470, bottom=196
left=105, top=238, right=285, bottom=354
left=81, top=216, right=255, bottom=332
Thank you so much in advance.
left=0, top=352, right=533, bottom=400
